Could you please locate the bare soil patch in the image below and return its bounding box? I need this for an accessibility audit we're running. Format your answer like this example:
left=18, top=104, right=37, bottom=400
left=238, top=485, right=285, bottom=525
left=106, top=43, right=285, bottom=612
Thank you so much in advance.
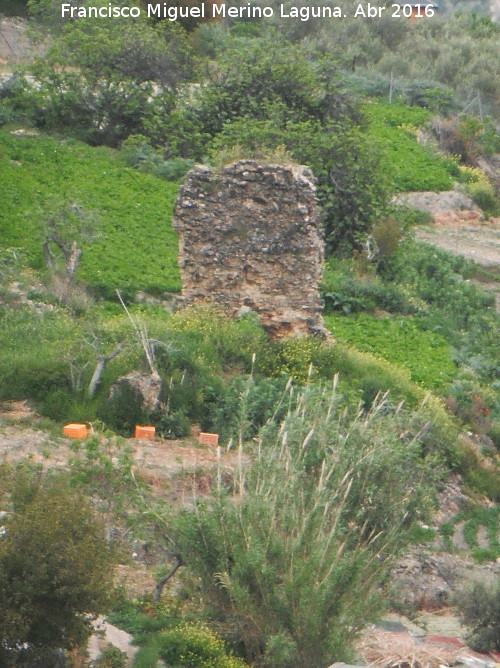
left=415, top=218, right=500, bottom=267
left=0, top=16, right=46, bottom=64
left=415, top=218, right=500, bottom=312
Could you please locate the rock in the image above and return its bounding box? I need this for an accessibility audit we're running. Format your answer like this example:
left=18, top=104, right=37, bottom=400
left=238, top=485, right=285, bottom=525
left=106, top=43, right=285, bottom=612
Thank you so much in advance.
left=87, top=618, right=138, bottom=666
left=173, top=161, right=328, bottom=339
left=390, top=553, right=459, bottom=611
left=391, top=191, right=483, bottom=225
left=435, top=474, right=469, bottom=524
left=9, top=128, right=40, bottom=138
left=0, top=17, right=47, bottom=62
left=109, top=371, right=162, bottom=412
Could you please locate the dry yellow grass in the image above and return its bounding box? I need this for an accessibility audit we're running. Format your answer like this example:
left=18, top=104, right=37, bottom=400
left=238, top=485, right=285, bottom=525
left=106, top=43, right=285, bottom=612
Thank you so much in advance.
left=359, top=628, right=462, bottom=668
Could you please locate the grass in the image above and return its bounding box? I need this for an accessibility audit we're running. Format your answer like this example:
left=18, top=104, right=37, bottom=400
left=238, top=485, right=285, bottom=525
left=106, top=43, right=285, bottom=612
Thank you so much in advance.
left=0, top=131, right=181, bottom=295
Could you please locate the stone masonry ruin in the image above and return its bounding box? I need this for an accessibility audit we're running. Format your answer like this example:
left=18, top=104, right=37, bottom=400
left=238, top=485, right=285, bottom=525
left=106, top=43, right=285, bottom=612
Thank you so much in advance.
left=173, top=161, right=328, bottom=339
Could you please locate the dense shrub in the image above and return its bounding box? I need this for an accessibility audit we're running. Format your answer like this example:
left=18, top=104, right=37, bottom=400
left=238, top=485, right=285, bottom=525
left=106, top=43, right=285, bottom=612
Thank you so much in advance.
left=456, top=580, right=500, bottom=652
left=322, top=262, right=423, bottom=315
left=5, top=14, right=198, bottom=147
left=196, top=38, right=361, bottom=136
left=206, top=375, right=291, bottom=441
left=98, top=383, right=148, bottom=436
left=0, top=467, right=114, bottom=663
left=445, top=377, right=496, bottom=431
left=210, top=115, right=389, bottom=255
left=466, top=180, right=499, bottom=214
left=170, top=385, right=439, bottom=667
left=94, top=644, right=128, bottom=668
left=121, top=135, right=195, bottom=180
left=156, top=624, right=248, bottom=668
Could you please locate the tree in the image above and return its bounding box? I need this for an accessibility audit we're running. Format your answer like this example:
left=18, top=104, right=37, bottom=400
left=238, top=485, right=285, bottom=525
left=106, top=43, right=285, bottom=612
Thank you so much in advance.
left=10, top=4, right=197, bottom=146
left=0, top=467, right=115, bottom=665
left=196, top=38, right=362, bottom=137
left=209, top=114, right=388, bottom=256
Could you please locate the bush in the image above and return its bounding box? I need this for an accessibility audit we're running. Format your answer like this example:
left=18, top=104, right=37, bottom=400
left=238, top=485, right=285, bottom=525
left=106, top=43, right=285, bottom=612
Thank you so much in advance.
left=486, top=422, right=500, bottom=449
left=322, top=262, right=422, bottom=316
left=157, top=623, right=248, bottom=668
left=7, top=15, right=198, bottom=147
left=210, top=115, right=389, bottom=256
left=94, top=644, right=128, bottom=668
left=0, top=467, right=114, bottom=662
left=98, top=383, right=148, bottom=436
left=456, top=580, right=500, bottom=652
left=206, top=375, right=291, bottom=441
left=121, top=135, right=195, bottom=180
left=451, top=441, right=500, bottom=502
left=150, top=409, right=191, bottom=439
left=170, top=385, right=439, bottom=667
left=466, top=180, right=499, bottom=214
left=445, top=378, right=496, bottom=431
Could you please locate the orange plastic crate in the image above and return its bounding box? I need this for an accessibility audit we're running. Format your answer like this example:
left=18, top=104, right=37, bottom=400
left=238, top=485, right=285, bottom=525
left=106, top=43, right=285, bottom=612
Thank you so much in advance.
left=135, top=425, right=156, bottom=439
left=198, top=432, right=219, bottom=446
left=63, top=423, right=88, bottom=439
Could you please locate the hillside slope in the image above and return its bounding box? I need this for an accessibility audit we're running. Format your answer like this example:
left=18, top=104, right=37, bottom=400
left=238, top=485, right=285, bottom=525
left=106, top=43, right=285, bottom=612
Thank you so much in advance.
left=0, top=131, right=180, bottom=295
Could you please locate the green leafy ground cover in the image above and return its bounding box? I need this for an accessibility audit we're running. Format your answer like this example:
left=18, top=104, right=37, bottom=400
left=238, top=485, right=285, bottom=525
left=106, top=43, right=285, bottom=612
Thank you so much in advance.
left=0, top=132, right=180, bottom=295
left=325, top=313, right=457, bottom=389
left=363, top=104, right=456, bottom=192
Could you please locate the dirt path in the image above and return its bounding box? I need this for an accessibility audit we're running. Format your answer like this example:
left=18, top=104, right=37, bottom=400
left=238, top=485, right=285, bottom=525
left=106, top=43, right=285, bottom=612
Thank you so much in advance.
left=415, top=219, right=500, bottom=267
left=415, top=219, right=500, bottom=312
left=0, top=401, right=245, bottom=487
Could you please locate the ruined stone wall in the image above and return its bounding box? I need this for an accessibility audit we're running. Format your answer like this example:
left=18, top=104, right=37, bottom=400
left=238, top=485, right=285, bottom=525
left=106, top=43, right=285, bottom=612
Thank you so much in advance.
left=173, top=161, right=327, bottom=339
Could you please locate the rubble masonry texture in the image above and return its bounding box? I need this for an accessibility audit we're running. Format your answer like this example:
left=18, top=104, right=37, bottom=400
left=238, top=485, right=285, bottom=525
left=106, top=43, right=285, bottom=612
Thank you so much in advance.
left=173, top=161, right=328, bottom=339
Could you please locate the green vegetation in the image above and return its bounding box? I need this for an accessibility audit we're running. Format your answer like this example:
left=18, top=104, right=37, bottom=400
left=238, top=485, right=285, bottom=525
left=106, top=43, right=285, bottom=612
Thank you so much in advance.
left=440, top=506, right=500, bottom=560
left=0, top=466, right=114, bottom=665
left=108, top=598, right=249, bottom=668
left=0, top=132, right=180, bottom=294
left=325, top=313, right=456, bottom=389
left=1, top=2, right=499, bottom=664
left=457, top=579, right=500, bottom=652
left=0, top=0, right=29, bottom=16
left=167, top=383, right=438, bottom=667
left=363, top=103, right=456, bottom=192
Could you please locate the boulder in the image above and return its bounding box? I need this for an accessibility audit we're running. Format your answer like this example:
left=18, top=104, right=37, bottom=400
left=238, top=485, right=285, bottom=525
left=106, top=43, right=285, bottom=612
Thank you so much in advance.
left=391, top=191, right=483, bottom=225
left=109, top=371, right=162, bottom=412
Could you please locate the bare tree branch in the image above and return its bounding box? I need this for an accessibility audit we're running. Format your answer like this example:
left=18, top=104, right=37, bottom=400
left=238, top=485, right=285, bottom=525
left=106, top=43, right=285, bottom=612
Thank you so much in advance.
left=87, top=342, right=126, bottom=398
left=153, top=554, right=185, bottom=601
